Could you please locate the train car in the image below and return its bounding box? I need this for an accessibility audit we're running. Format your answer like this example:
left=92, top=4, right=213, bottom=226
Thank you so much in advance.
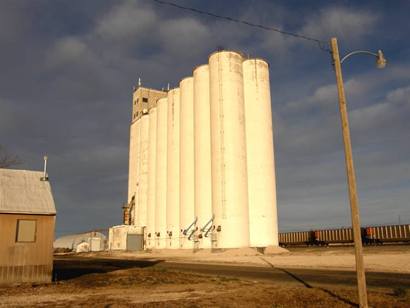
left=365, top=224, right=410, bottom=244
left=278, top=231, right=313, bottom=247
left=314, top=228, right=353, bottom=245
left=279, top=224, right=410, bottom=247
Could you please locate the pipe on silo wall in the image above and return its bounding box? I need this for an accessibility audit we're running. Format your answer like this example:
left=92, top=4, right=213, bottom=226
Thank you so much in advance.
left=155, top=97, right=168, bottom=249
left=137, top=115, right=149, bottom=228
left=179, top=77, right=195, bottom=249
left=146, top=108, right=157, bottom=249
left=243, top=59, right=278, bottom=247
left=166, top=88, right=180, bottom=249
left=193, top=65, right=213, bottom=249
left=209, top=51, right=250, bottom=249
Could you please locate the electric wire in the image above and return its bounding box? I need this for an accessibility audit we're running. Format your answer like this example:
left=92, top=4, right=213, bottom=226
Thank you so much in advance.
left=149, top=0, right=331, bottom=52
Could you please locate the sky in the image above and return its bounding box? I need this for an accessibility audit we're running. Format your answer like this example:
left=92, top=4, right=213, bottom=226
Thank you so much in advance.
left=0, top=0, right=409, bottom=236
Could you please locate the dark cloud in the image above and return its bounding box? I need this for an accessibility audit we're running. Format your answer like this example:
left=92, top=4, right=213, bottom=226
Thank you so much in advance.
left=0, top=0, right=409, bottom=236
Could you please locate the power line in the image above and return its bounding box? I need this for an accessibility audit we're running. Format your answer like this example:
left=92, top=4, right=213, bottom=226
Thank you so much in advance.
left=149, top=0, right=330, bottom=52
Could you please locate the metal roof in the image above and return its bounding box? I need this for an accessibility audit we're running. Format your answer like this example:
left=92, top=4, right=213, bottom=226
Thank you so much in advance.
left=0, top=168, right=56, bottom=215
left=54, top=232, right=106, bottom=249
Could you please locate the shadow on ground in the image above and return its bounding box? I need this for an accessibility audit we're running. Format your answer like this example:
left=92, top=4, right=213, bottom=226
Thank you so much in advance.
left=53, top=256, right=163, bottom=281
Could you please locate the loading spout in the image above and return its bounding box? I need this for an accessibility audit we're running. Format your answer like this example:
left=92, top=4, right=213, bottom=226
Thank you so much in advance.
left=188, top=228, right=196, bottom=241
left=200, top=215, right=214, bottom=233
left=183, top=217, right=197, bottom=236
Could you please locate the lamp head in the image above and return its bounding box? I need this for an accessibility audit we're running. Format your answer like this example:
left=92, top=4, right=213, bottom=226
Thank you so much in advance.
left=376, top=50, right=387, bottom=69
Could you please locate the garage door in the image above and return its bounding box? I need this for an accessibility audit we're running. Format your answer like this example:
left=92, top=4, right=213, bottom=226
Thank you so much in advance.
left=127, top=234, right=144, bottom=251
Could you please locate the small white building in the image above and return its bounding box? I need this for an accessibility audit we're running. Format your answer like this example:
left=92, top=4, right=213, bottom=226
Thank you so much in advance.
left=54, top=232, right=106, bottom=252
left=108, top=225, right=144, bottom=251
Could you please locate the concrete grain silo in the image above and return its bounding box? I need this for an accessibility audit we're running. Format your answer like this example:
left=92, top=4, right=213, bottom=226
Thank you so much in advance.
left=155, top=97, right=168, bottom=249
left=193, top=65, right=213, bottom=249
left=166, top=88, right=181, bottom=249
left=146, top=107, right=157, bottom=249
left=127, top=121, right=137, bottom=204
left=128, top=119, right=141, bottom=225
left=243, top=59, right=278, bottom=248
left=137, top=114, right=149, bottom=228
left=179, top=77, right=195, bottom=249
left=209, top=51, right=250, bottom=249
left=128, top=51, right=279, bottom=252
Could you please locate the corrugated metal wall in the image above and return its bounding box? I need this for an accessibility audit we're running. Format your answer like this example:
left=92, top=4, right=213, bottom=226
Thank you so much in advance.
left=0, top=214, right=55, bottom=285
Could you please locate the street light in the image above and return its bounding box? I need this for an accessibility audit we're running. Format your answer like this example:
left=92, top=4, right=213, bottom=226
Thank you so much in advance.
left=340, top=49, right=387, bottom=68
left=330, top=37, right=387, bottom=308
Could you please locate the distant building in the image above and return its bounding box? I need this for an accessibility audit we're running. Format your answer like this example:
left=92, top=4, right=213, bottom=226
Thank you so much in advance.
left=108, top=225, right=144, bottom=251
left=54, top=231, right=106, bottom=252
left=0, top=168, right=56, bottom=285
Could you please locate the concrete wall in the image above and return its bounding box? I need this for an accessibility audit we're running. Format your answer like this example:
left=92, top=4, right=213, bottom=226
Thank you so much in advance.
left=166, top=89, right=181, bottom=249
left=179, top=77, right=195, bottom=249
left=209, top=51, right=250, bottom=249
left=243, top=59, right=278, bottom=247
left=193, top=65, right=213, bottom=249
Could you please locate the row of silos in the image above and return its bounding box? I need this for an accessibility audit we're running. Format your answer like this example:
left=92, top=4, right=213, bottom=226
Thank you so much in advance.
left=129, top=50, right=278, bottom=250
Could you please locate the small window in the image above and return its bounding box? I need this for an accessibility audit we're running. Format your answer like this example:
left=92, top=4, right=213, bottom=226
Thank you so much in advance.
left=142, top=97, right=148, bottom=103
left=16, top=220, right=37, bottom=242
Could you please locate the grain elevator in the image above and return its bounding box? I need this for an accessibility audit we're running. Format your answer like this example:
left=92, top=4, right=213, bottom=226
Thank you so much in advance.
left=127, top=50, right=278, bottom=251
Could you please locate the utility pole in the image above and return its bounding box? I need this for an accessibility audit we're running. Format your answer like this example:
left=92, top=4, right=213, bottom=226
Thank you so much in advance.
left=330, top=37, right=368, bottom=308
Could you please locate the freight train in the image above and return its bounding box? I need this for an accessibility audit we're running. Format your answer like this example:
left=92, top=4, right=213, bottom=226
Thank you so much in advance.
left=279, top=224, right=410, bottom=247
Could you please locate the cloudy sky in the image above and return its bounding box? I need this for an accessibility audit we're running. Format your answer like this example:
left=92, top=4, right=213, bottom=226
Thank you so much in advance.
left=1, top=0, right=409, bottom=236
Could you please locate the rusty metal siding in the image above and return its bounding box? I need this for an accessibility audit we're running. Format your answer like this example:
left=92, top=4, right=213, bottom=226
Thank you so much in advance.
left=0, top=213, right=55, bottom=285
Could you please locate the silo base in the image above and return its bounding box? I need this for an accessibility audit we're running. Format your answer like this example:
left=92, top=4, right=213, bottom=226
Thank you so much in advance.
left=262, top=245, right=289, bottom=255
left=210, top=247, right=261, bottom=256
left=149, top=248, right=194, bottom=255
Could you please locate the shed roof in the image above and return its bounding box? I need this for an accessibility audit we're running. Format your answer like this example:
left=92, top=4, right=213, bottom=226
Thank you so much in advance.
left=54, top=232, right=106, bottom=249
left=0, top=168, right=56, bottom=215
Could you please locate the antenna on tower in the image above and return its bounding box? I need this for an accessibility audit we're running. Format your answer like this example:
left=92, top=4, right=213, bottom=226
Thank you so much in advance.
left=138, top=78, right=142, bottom=87
left=167, top=83, right=170, bottom=91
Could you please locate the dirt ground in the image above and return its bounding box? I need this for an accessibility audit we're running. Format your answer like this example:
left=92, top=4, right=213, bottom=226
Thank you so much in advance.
left=1, top=265, right=409, bottom=307
left=1, top=245, right=409, bottom=307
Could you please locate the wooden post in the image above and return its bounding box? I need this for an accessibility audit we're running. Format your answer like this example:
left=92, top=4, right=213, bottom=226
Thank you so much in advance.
left=330, top=37, right=368, bottom=308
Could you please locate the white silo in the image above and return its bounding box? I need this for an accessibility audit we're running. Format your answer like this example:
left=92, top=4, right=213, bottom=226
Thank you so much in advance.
left=166, top=88, right=181, bottom=249
left=128, top=121, right=138, bottom=204
left=243, top=59, right=278, bottom=247
left=128, top=119, right=141, bottom=225
left=155, top=97, right=168, bottom=249
left=209, top=50, right=250, bottom=249
left=179, top=77, right=195, bottom=249
left=137, top=114, right=149, bottom=228
left=193, top=65, right=213, bottom=249
left=146, top=107, right=157, bottom=249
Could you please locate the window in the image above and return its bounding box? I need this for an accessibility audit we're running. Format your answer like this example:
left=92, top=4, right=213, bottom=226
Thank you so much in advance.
left=16, top=219, right=37, bottom=242
left=142, top=97, right=148, bottom=103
